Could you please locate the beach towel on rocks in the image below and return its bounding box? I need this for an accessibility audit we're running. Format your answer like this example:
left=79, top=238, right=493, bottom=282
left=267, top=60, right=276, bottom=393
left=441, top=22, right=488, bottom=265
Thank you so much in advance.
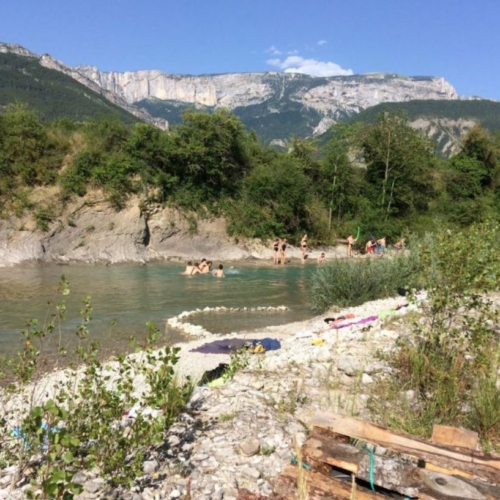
left=190, top=338, right=257, bottom=354
left=331, top=315, right=379, bottom=329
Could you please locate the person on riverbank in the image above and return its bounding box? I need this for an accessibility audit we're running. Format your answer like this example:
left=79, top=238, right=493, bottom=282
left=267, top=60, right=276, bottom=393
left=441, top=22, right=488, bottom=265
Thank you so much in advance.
left=213, top=264, right=225, bottom=278
left=280, top=238, right=287, bottom=264
left=317, top=252, right=326, bottom=265
left=347, top=234, right=357, bottom=257
left=377, top=237, right=386, bottom=256
left=394, top=237, right=406, bottom=252
left=300, top=234, right=308, bottom=263
left=181, top=261, right=199, bottom=275
left=272, top=238, right=280, bottom=264
left=365, top=240, right=374, bottom=255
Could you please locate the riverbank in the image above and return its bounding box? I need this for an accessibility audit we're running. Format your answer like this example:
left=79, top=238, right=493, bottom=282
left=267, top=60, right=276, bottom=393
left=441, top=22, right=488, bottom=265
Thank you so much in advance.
left=0, top=294, right=414, bottom=499
left=0, top=193, right=348, bottom=268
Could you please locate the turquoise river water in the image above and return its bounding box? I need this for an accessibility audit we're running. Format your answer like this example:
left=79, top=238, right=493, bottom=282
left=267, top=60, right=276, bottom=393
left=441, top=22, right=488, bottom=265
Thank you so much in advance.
left=0, top=262, right=316, bottom=356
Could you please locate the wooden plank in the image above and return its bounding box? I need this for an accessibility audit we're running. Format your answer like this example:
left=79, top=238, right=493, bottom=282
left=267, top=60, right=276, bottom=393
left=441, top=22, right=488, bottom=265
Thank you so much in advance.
left=432, top=425, right=479, bottom=450
left=302, top=430, right=420, bottom=497
left=273, top=464, right=385, bottom=500
left=302, top=431, right=500, bottom=499
left=312, top=411, right=500, bottom=483
left=236, top=489, right=286, bottom=500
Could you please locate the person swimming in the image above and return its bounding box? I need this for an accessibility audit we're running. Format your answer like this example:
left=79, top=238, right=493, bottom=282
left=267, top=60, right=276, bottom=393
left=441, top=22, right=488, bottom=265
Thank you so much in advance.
left=317, top=252, right=326, bottom=265
left=199, top=259, right=212, bottom=274
left=181, top=261, right=199, bottom=275
left=213, top=264, right=225, bottom=278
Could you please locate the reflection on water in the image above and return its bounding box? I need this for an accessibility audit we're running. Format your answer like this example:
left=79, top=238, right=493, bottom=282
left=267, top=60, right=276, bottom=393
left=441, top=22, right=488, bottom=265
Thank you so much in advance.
left=0, top=262, right=314, bottom=355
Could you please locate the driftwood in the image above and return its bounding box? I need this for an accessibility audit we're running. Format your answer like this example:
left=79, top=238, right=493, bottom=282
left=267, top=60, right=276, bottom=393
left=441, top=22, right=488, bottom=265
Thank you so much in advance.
left=236, top=490, right=286, bottom=500
left=274, top=464, right=386, bottom=500
left=312, top=411, right=500, bottom=484
left=303, top=427, right=500, bottom=499
left=238, top=413, right=500, bottom=500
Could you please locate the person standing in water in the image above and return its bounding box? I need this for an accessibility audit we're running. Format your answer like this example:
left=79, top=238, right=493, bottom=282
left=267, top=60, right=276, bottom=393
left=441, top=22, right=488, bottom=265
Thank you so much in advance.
left=272, top=238, right=280, bottom=265
left=181, top=261, right=199, bottom=275
left=280, top=238, right=287, bottom=264
left=300, top=234, right=308, bottom=263
left=317, top=252, right=326, bottom=265
left=213, top=264, right=225, bottom=278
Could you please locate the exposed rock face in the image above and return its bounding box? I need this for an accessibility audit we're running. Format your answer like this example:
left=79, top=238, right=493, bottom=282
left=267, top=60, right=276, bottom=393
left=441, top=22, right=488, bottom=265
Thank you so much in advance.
left=76, top=67, right=459, bottom=122
left=0, top=196, right=276, bottom=267
left=410, top=117, right=477, bottom=156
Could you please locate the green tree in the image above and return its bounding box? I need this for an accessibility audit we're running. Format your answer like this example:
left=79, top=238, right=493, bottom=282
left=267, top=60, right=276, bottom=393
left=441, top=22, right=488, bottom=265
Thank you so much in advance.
left=361, top=112, right=435, bottom=220
left=459, top=124, right=498, bottom=188
left=229, top=155, right=311, bottom=238
left=321, top=124, right=359, bottom=230
left=169, top=109, right=253, bottom=202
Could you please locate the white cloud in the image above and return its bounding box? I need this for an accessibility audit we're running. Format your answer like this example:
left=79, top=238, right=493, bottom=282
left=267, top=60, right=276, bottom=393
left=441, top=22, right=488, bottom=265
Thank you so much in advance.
left=317, top=40, right=327, bottom=46
left=265, top=45, right=282, bottom=55
left=266, top=55, right=353, bottom=77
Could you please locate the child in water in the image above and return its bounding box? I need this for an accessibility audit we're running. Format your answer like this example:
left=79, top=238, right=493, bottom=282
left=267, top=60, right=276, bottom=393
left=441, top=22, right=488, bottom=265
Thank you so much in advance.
left=213, top=264, right=225, bottom=278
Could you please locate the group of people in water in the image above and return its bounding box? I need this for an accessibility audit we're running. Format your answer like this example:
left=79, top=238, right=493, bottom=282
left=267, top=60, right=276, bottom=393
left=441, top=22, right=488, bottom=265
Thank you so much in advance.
left=181, top=258, right=225, bottom=277
left=181, top=234, right=406, bottom=275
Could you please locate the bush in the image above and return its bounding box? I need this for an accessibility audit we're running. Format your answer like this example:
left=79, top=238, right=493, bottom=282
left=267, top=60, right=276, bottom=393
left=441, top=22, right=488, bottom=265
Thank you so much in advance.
left=308, top=253, right=420, bottom=312
left=0, top=278, right=193, bottom=497
left=376, top=222, right=500, bottom=449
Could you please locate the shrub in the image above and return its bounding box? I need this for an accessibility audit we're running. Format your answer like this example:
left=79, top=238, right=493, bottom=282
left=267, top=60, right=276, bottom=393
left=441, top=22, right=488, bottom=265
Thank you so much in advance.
left=34, top=207, right=55, bottom=232
left=308, top=253, right=420, bottom=312
left=376, top=222, right=500, bottom=449
left=0, top=278, right=193, bottom=497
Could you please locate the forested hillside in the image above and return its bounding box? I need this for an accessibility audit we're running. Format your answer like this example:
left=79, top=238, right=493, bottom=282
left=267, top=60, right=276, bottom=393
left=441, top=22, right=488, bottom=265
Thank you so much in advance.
left=0, top=52, right=140, bottom=124
left=1, top=105, right=499, bottom=244
left=350, top=99, right=500, bottom=130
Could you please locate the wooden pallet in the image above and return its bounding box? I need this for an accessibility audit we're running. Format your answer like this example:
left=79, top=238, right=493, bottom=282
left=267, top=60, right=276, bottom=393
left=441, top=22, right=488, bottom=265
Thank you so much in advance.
left=238, top=412, right=500, bottom=500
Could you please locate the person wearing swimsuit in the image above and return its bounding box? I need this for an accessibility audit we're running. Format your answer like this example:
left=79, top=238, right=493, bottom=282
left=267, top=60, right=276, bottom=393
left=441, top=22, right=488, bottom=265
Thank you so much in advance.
left=272, top=238, right=280, bottom=264
left=300, top=234, right=308, bottom=263
left=280, top=238, right=287, bottom=264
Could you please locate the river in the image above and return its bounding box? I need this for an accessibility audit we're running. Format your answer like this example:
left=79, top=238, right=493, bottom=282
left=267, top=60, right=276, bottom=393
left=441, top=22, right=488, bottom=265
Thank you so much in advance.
left=0, top=261, right=316, bottom=356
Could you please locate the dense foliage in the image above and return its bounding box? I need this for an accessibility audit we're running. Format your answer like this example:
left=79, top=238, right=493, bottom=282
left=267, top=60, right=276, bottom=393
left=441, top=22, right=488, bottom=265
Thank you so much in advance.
left=374, top=222, right=500, bottom=449
left=308, top=252, right=421, bottom=312
left=1, top=104, right=500, bottom=245
left=0, top=52, right=140, bottom=124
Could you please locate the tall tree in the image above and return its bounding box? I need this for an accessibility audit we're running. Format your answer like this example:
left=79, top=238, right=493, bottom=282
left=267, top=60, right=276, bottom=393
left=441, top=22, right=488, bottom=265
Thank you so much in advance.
left=321, top=124, right=358, bottom=229
left=361, top=112, right=435, bottom=220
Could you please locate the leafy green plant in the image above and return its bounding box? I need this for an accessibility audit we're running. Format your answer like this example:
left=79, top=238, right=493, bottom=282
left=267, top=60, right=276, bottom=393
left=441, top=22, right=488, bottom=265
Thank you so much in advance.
left=34, top=207, right=55, bottom=232
left=308, top=251, right=420, bottom=312
left=0, top=277, right=193, bottom=498
left=375, top=222, right=500, bottom=449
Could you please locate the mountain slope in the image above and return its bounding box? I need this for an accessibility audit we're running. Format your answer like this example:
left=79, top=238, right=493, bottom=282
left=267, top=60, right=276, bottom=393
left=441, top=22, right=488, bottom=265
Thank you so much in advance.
left=0, top=51, right=142, bottom=124
left=348, top=99, right=500, bottom=155
left=76, top=67, right=459, bottom=143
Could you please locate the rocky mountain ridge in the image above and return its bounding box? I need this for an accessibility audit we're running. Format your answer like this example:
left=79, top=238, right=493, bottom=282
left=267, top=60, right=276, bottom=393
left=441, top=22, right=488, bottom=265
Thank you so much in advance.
left=0, top=43, right=167, bottom=128
left=76, top=66, right=460, bottom=133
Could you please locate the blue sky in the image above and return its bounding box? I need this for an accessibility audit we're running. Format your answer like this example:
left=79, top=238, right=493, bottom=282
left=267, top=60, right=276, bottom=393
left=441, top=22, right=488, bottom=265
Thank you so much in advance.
left=2, top=0, right=499, bottom=99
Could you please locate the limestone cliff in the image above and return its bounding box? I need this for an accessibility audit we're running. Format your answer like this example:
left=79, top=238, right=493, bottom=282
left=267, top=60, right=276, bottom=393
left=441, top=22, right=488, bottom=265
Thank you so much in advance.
left=75, top=68, right=459, bottom=123
left=0, top=194, right=278, bottom=267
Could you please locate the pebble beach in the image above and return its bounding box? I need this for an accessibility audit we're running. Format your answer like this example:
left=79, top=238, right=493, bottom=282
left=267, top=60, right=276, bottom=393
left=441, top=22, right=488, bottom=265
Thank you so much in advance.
left=0, top=293, right=416, bottom=500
